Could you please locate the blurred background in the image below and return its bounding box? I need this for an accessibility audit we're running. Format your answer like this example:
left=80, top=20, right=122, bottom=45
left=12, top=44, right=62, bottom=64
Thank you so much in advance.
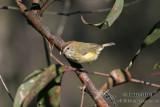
left=0, top=0, right=160, bottom=106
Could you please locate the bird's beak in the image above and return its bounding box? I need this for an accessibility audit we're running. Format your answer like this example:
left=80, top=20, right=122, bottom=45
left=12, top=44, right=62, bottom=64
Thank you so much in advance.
left=59, top=51, right=64, bottom=55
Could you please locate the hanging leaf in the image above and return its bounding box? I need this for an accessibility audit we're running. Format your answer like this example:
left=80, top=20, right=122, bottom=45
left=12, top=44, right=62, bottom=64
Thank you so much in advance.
left=13, top=69, right=43, bottom=107
left=143, top=21, right=160, bottom=46
left=81, top=0, right=124, bottom=30
left=13, top=64, right=65, bottom=107
left=37, top=85, right=61, bottom=107
left=37, top=66, right=63, bottom=107
left=126, top=21, right=160, bottom=71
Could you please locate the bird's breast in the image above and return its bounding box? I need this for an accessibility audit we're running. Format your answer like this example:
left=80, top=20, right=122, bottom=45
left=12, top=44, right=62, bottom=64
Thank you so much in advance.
left=82, top=52, right=98, bottom=62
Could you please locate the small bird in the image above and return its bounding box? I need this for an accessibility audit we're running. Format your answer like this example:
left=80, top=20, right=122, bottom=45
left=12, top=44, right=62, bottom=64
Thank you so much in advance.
left=60, top=41, right=115, bottom=64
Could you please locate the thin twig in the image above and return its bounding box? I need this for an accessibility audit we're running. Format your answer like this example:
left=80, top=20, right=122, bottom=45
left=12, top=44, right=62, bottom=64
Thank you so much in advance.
left=88, top=71, right=110, bottom=77
left=0, top=75, right=14, bottom=102
left=43, top=38, right=51, bottom=66
left=47, top=41, right=64, bottom=66
left=2, top=0, right=144, bottom=16
left=48, top=43, right=64, bottom=66
left=50, top=52, right=64, bottom=66
left=130, top=78, right=160, bottom=88
left=124, top=0, right=144, bottom=7
left=44, top=0, right=144, bottom=16
left=56, top=0, right=71, bottom=36
left=39, top=0, right=54, bottom=16
left=0, top=5, right=19, bottom=10
left=139, top=88, right=160, bottom=107
left=80, top=85, right=86, bottom=107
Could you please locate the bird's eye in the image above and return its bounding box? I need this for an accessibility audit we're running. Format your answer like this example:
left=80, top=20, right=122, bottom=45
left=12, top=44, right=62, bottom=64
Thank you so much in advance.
left=67, top=47, right=70, bottom=50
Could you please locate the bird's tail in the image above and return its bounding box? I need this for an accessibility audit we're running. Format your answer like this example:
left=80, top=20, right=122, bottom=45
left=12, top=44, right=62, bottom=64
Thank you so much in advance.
left=102, top=42, right=115, bottom=47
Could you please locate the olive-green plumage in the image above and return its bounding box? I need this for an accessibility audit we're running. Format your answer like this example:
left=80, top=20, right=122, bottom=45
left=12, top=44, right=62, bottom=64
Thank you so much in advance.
left=61, top=41, right=115, bottom=64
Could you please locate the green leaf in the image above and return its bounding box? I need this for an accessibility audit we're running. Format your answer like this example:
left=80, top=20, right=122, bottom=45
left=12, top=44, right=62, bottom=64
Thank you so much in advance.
left=37, top=66, right=63, bottom=107
left=81, top=0, right=124, bottom=30
left=13, top=69, right=43, bottom=107
left=143, top=21, right=160, bottom=46
left=13, top=64, right=64, bottom=107
left=126, top=21, right=160, bottom=71
left=37, top=86, right=61, bottom=107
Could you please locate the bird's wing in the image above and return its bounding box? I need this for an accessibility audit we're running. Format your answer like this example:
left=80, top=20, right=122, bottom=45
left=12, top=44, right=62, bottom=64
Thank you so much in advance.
left=77, top=42, right=100, bottom=55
